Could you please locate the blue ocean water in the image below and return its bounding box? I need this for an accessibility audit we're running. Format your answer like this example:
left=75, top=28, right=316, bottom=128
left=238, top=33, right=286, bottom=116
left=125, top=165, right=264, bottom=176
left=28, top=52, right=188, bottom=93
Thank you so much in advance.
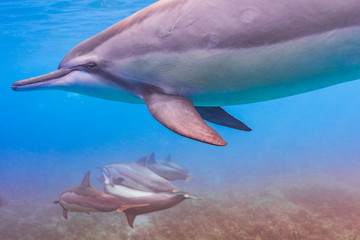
left=1, top=1, right=360, bottom=239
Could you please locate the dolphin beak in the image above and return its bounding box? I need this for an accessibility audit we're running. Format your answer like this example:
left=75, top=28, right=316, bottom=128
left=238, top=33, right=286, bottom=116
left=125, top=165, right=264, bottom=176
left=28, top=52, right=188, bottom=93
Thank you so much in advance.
left=11, top=68, right=73, bottom=91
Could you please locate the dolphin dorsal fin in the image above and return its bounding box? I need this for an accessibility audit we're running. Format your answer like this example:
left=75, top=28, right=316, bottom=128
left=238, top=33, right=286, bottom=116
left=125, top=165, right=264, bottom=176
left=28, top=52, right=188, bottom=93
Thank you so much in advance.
left=136, top=156, right=147, bottom=167
left=125, top=212, right=137, bottom=228
left=80, top=171, right=91, bottom=187
left=165, top=154, right=171, bottom=162
left=148, top=152, right=156, bottom=164
left=142, top=93, right=227, bottom=146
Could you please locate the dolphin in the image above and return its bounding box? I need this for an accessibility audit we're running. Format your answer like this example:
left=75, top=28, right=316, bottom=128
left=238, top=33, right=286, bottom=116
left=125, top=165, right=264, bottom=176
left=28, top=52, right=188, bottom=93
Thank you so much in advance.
left=162, top=155, right=189, bottom=174
left=147, top=153, right=190, bottom=181
left=54, top=171, right=147, bottom=219
left=101, top=156, right=178, bottom=193
left=11, top=0, right=360, bottom=146
left=100, top=169, right=194, bottom=228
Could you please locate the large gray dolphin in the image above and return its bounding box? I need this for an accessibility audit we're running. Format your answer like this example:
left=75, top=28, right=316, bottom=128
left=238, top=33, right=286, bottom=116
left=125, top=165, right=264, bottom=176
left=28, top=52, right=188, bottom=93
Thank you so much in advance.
left=100, top=169, right=194, bottom=228
left=101, top=156, right=178, bottom=193
left=147, top=153, right=190, bottom=181
left=54, top=171, right=147, bottom=219
left=11, top=0, right=360, bottom=145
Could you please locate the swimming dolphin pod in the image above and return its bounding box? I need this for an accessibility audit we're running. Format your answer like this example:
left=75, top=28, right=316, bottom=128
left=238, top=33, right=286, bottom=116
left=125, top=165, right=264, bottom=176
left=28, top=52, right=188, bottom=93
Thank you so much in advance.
left=54, top=171, right=148, bottom=219
left=12, top=0, right=360, bottom=145
left=56, top=155, right=195, bottom=227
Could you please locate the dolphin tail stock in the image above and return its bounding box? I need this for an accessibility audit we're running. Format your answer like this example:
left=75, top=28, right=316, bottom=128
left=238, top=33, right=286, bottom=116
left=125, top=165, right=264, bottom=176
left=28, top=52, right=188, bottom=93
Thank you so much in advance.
left=195, top=107, right=252, bottom=131
left=142, top=92, right=227, bottom=146
left=115, top=203, right=150, bottom=213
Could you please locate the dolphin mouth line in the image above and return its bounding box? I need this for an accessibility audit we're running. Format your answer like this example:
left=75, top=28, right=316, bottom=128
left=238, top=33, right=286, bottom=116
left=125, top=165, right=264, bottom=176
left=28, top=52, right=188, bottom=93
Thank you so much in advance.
left=11, top=68, right=73, bottom=91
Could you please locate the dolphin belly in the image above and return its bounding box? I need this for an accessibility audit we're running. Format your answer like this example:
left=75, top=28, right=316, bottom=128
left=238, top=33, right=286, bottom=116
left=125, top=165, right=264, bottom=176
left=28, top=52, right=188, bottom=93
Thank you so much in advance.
left=115, top=26, right=360, bottom=106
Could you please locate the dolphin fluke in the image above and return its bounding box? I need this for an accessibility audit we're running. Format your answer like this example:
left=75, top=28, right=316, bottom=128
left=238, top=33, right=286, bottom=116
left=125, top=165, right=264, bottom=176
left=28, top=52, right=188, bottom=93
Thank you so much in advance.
left=195, top=107, right=252, bottom=131
left=143, top=93, right=227, bottom=146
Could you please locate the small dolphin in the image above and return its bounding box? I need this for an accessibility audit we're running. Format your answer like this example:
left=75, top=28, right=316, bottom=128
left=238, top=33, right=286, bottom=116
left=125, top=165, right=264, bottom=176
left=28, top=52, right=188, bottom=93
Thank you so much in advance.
left=147, top=153, right=190, bottom=181
left=54, top=171, right=147, bottom=219
left=101, top=156, right=178, bottom=193
left=162, top=155, right=189, bottom=174
left=101, top=169, right=194, bottom=228
left=12, top=0, right=360, bottom=145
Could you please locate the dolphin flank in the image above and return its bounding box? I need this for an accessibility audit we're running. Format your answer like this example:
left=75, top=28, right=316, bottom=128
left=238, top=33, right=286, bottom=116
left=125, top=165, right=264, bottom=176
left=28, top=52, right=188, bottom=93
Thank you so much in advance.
left=12, top=0, right=360, bottom=145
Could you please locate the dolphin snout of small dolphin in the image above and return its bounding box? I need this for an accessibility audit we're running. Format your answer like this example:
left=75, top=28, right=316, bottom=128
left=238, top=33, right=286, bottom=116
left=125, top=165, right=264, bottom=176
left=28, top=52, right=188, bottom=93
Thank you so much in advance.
left=11, top=68, right=73, bottom=91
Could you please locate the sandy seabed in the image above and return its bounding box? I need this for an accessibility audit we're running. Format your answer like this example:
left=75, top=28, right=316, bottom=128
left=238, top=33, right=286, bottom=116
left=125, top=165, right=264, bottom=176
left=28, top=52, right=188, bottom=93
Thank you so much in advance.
left=1, top=173, right=360, bottom=240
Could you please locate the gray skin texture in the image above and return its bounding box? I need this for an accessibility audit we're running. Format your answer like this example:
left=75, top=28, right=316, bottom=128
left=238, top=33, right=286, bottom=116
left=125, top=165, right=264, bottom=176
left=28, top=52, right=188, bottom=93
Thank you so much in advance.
left=11, top=0, right=360, bottom=145
left=101, top=170, right=189, bottom=228
left=147, top=154, right=189, bottom=181
left=55, top=171, right=138, bottom=219
left=103, top=158, right=178, bottom=193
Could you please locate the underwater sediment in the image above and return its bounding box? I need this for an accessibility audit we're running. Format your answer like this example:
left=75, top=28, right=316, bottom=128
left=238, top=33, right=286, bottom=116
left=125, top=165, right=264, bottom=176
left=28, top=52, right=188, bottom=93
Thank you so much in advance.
left=1, top=173, right=360, bottom=240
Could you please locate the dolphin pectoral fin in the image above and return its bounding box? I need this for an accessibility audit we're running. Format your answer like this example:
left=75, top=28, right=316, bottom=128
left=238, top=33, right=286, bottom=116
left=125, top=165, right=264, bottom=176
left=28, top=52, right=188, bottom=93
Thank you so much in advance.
left=63, top=208, right=68, bottom=220
left=195, top=107, right=252, bottom=131
left=142, top=93, right=227, bottom=146
left=125, top=212, right=137, bottom=228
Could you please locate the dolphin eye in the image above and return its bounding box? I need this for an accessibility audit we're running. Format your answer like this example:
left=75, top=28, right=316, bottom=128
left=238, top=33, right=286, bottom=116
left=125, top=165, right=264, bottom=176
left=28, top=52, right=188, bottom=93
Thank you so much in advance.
left=86, top=62, right=97, bottom=70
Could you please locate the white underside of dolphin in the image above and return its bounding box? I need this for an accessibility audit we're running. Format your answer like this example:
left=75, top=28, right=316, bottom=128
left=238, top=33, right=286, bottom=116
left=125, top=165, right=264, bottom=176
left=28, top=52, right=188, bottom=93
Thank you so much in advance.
left=11, top=0, right=360, bottom=145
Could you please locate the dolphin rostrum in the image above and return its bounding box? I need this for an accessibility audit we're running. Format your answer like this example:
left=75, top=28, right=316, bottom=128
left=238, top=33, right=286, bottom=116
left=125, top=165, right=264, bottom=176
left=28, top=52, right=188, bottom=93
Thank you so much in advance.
left=12, top=0, right=360, bottom=145
left=147, top=153, right=191, bottom=181
left=54, top=171, right=147, bottom=219
left=100, top=156, right=178, bottom=193
left=100, top=169, right=194, bottom=228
